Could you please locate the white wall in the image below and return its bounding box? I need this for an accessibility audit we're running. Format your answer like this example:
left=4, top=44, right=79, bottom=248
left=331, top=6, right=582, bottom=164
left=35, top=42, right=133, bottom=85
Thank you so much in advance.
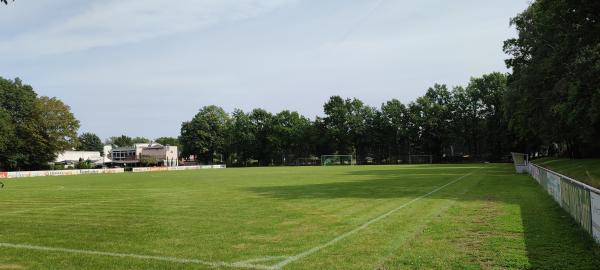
left=56, top=151, right=102, bottom=163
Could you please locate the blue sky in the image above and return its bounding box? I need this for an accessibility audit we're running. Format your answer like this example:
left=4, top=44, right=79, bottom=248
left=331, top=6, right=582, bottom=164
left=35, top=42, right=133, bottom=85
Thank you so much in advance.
left=0, top=0, right=529, bottom=140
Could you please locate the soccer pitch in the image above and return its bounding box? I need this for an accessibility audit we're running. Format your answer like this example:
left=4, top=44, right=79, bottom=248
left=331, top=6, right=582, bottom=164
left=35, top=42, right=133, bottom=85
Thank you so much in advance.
left=1, top=164, right=599, bottom=269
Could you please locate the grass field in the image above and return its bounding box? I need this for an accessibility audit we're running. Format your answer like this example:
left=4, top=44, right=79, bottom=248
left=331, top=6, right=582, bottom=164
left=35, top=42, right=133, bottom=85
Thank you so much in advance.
left=533, top=158, right=600, bottom=189
left=1, top=164, right=599, bottom=269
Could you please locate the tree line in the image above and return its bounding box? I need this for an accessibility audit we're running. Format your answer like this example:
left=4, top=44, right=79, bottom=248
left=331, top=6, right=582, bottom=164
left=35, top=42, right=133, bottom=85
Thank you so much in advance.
left=179, top=72, right=514, bottom=166
left=180, top=0, right=600, bottom=163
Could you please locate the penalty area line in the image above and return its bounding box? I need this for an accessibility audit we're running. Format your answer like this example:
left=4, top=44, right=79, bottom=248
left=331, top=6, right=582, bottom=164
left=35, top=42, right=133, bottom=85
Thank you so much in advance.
left=0, top=242, right=273, bottom=270
left=273, top=171, right=475, bottom=269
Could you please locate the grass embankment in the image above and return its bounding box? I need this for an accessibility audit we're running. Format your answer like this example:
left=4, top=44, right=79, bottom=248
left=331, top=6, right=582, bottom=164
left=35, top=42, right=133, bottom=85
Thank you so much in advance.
left=0, top=164, right=598, bottom=269
left=532, top=158, right=600, bottom=189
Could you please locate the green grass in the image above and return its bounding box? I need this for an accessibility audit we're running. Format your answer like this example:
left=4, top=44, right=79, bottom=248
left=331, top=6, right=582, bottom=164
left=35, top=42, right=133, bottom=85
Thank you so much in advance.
left=533, top=158, right=600, bottom=189
left=0, top=164, right=599, bottom=269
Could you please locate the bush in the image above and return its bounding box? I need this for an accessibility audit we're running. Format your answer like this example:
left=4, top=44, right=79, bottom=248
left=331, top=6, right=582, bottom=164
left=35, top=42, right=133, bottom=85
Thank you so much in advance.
left=74, top=160, right=92, bottom=169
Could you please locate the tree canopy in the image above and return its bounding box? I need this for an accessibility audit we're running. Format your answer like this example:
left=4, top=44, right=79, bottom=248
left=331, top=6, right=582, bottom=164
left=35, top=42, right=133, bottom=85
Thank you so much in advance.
left=180, top=72, right=516, bottom=166
left=106, top=135, right=133, bottom=148
left=155, top=137, right=180, bottom=147
left=77, top=133, right=103, bottom=153
left=180, top=105, right=229, bottom=164
left=0, top=77, right=80, bottom=170
left=131, top=137, right=151, bottom=144
left=503, top=0, right=600, bottom=157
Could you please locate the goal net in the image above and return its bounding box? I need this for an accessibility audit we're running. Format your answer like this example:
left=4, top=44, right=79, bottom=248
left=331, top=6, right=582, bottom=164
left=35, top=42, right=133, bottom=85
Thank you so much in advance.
left=511, top=152, right=529, bottom=173
left=321, top=155, right=354, bottom=166
left=408, top=155, right=432, bottom=164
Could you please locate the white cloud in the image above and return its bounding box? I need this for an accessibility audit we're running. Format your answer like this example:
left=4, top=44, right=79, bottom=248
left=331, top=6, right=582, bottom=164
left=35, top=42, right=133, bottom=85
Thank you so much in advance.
left=0, top=0, right=295, bottom=57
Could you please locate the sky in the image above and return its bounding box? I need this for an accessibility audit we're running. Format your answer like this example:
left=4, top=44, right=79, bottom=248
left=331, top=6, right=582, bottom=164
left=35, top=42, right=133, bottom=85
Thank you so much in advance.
left=0, top=0, right=530, bottom=140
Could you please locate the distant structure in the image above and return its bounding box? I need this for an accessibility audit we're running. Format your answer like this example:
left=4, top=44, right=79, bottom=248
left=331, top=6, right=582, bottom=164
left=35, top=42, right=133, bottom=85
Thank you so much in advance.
left=103, top=145, right=113, bottom=164
left=140, top=143, right=179, bottom=167
left=55, top=143, right=179, bottom=168
left=55, top=151, right=102, bottom=168
left=108, top=143, right=178, bottom=167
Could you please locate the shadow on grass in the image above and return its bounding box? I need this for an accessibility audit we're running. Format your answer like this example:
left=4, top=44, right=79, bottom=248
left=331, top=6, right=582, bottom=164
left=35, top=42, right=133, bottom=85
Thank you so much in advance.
left=247, top=165, right=600, bottom=269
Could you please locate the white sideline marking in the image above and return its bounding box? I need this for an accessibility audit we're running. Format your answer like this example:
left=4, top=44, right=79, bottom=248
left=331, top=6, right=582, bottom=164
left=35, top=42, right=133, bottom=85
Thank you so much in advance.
left=272, top=172, right=474, bottom=269
left=0, top=243, right=272, bottom=270
left=235, top=256, right=289, bottom=264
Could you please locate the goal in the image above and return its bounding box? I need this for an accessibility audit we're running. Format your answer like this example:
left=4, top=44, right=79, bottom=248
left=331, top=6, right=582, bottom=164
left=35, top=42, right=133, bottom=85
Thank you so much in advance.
left=321, top=155, right=354, bottom=166
left=511, top=152, right=529, bottom=173
left=408, top=155, right=433, bottom=164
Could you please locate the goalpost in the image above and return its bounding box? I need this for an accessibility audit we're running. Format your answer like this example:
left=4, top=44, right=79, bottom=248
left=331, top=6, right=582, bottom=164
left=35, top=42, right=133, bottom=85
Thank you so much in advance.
left=408, top=155, right=433, bottom=164
left=321, top=155, right=354, bottom=166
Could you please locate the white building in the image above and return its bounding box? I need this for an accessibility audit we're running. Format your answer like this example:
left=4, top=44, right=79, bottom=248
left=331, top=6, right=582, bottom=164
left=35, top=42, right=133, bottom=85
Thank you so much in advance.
left=55, top=151, right=102, bottom=165
left=109, top=143, right=178, bottom=167
left=141, top=144, right=178, bottom=166
left=103, top=145, right=113, bottom=163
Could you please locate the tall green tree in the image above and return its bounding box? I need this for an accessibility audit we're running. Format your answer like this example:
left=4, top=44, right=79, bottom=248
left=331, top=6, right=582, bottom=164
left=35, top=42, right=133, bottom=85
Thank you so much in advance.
left=0, top=108, right=14, bottom=161
left=0, top=77, right=37, bottom=170
left=77, top=132, right=103, bottom=153
left=35, top=96, right=80, bottom=152
left=131, top=137, right=150, bottom=144
left=0, top=78, right=80, bottom=170
left=226, top=109, right=255, bottom=166
left=107, top=135, right=133, bottom=147
left=466, top=73, right=511, bottom=160
left=180, top=105, right=229, bottom=164
left=504, top=0, right=600, bottom=157
left=381, top=99, right=409, bottom=162
left=348, top=102, right=376, bottom=163
left=271, top=110, right=312, bottom=164
left=155, top=137, right=180, bottom=147
left=449, top=86, right=474, bottom=157
left=410, top=84, right=452, bottom=158
left=248, top=108, right=274, bottom=166
left=310, top=117, right=332, bottom=158
left=323, top=96, right=351, bottom=154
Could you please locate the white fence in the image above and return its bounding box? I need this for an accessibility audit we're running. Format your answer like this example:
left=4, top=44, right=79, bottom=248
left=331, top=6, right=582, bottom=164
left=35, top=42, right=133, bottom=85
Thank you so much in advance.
left=132, top=165, right=226, bottom=173
left=514, top=156, right=600, bottom=245
left=0, top=168, right=125, bottom=179
left=0, top=165, right=226, bottom=179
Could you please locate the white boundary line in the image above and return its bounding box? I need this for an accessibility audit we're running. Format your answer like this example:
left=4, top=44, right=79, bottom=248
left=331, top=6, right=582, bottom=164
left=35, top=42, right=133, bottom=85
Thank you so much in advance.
left=272, top=171, right=474, bottom=269
left=0, top=243, right=272, bottom=270
left=234, top=256, right=289, bottom=265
